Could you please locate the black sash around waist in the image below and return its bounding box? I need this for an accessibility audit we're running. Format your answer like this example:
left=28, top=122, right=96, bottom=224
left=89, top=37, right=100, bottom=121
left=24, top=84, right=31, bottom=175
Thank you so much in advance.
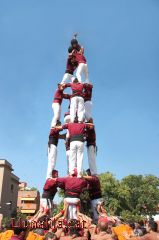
left=65, top=189, right=81, bottom=198
left=54, top=97, right=62, bottom=101
left=70, top=134, right=85, bottom=142
left=48, top=137, right=58, bottom=146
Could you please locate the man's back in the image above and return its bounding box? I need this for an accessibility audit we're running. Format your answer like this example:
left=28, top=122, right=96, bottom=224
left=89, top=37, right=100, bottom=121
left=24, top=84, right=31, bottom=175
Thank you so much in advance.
left=132, top=231, right=159, bottom=240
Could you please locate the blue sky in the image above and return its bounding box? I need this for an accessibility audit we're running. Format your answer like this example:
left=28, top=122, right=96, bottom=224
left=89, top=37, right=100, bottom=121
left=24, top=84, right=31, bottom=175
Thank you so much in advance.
left=0, top=0, right=159, bottom=194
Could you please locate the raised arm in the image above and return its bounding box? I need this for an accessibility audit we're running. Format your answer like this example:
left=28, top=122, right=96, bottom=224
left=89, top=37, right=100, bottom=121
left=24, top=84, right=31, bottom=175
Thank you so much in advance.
left=79, top=46, right=84, bottom=54
left=83, top=175, right=93, bottom=181
left=62, top=123, right=68, bottom=130
left=58, top=133, right=66, bottom=140
left=52, top=126, right=63, bottom=131
left=68, top=48, right=76, bottom=56
left=61, top=83, right=71, bottom=89
left=56, top=177, right=66, bottom=189
left=62, top=93, right=70, bottom=99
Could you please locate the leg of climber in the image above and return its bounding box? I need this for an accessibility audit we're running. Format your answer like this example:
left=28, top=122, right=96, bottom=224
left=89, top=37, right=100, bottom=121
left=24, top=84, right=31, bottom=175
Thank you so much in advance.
left=46, top=144, right=57, bottom=179
left=76, top=63, right=84, bottom=83
left=61, top=73, right=75, bottom=84
left=51, top=103, right=61, bottom=127
left=69, top=141, right=77, bottom=175
left=76, top=141, right=84, bottom=177
left=70, top=96, right=78, bottom=122
left=83, top=63, right=89, bottom=83
left=87, top=145, right=97, bottom=175
left=85, top=100, right=92, bottom=122
left=77, top=96, right=85, bottom=122
left=86, top=122, right=97, bottom=175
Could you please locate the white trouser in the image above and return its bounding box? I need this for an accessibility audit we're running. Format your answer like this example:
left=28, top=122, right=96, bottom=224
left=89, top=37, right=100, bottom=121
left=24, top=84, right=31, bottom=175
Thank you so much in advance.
left=70, top=96, right=84, bottom=122
left=40, top=198, right=53, bottom=214
left=85, top=100, right=92, bottom=121
left=66, top=129, right=70, bottom=173
left=91, top=198, right=103, bottom=223
left=61, top=73, right=75, bottom=84
left=66, top=150, right=70, bottom=174
left=87, top=145, right=97, bottom=175
left=64, top=198, right=80, bottom=220
left=76, top=63, right=89, bottom=83
left=69, top=141, right=84, bottom=177
left=46, top=144, right=57, bottom=179
left=51, top=103, right=61, bottom=127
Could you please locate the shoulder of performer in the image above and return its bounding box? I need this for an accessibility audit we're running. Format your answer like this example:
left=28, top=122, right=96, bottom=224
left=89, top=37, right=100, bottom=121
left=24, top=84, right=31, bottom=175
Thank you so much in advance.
left=62, top=123, right=68, bottom=129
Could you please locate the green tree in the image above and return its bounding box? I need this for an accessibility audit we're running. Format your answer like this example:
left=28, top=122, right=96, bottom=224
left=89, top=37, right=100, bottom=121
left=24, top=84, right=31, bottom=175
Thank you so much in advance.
left=99, top=172, right=121, bottom=215
left=99, top=173, right=159, bottom=222
left=119, top=174, right=159, bottom=220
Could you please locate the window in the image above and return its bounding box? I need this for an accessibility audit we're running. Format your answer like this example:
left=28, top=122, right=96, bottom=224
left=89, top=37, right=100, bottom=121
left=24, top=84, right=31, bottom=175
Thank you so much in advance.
left=11, top=184, right=14, bottom=193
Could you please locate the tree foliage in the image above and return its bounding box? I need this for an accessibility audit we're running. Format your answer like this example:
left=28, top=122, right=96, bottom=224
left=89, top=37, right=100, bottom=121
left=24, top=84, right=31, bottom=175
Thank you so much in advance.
left=99, top=173, right=159, bottom=221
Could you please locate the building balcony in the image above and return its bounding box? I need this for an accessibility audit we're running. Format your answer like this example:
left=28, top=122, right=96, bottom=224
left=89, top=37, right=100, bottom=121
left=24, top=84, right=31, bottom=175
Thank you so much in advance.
left=19, top=203, right=37, bottom=210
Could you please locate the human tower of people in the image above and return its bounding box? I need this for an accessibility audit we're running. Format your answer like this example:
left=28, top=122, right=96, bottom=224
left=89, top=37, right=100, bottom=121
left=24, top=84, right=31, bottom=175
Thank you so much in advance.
left=2, top=36, right=159, bottom=240
left=32, top=36, right=104, bottom=224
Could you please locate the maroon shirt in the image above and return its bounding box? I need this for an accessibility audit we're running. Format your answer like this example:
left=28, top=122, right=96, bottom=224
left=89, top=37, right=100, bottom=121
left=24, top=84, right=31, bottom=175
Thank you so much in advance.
left=57, top=176, right=87, bottom=198
left=65, top=82, right=86, bottom=98
left=63, top=123, right=90, bottom=142
left=43, top=178, right=57, bottom=200
left=84, top=83, right=93, bottom=102
left=65, top=56, right=78, bottom=75
left=86, top=127, right=96, bottom=147
left=53, top=89, right=70, bottom=105
left=74, top=51, right=87, bottom=64
left=48, top=128, right=61, bottom=146
left=86, top=176, right=102, bottom=200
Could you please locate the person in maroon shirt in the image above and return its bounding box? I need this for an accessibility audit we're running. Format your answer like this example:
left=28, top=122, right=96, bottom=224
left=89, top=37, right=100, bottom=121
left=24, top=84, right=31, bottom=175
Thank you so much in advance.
left=69, top=39, right=89, bottom=83
left=62, top=120, right=94, bottom=177
left=84, top=83, right=93, bottom=121
left=42, top=170, right=58, bottom=202
left=62, top=78, right=87, bottom=122
left=61, top=46, right=78, bottom=84
left=46, top=122, right=65, bottom=179
left=31, top=170, right=58, bottom=222
left=86, top=118, right=97, bottom=175
left=56, top=174, right=87, bottom=219
left=51, top=84, right=70, bottom=127
left=84, top=169, right=103, bottom=223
